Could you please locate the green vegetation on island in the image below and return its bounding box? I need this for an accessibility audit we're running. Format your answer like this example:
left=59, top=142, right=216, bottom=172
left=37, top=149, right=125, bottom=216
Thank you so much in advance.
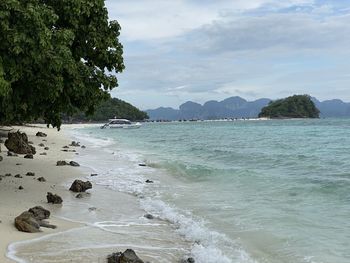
left=0, top=0, right=124, bottom=129
left=71, top=97, right=148, bottom=122
left=258, top=95, right=320, bottom=118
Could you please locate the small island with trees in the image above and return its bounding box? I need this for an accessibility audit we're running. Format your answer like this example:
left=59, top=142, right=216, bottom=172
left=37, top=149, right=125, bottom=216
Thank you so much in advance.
left=258, top=95, right=320, bottom=118
left=70, top=97, right=149, bottom=122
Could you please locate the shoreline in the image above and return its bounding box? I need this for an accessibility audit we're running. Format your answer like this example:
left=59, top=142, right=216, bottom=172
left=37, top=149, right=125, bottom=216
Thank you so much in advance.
left=1, top=124, right=193, bottom=263
left=0, top=125, right=86, bottom=262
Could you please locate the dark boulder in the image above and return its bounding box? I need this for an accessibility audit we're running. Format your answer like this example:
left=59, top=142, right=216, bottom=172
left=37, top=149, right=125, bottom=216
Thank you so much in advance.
left=144, top=214, right=154, bottom=220
left=36, top=132, right=47, bottom=137
left=145, top=180, right=153, bottom=183
left=181, top=258, right=195, bottom=263
left=69, top=180, right=92, bottom=192
left=14, top=212, right=40, bottom=232
left=107, top=252, right=122, bottom=263
left=44, top=147, right=49, bottom=150
left=18, top=186, right=23, bottom=190
left=28, top=206, right=50, bottom=220
left=38, top=143, right=45, bottom=147
left=37, top=177, right=46, bottom=182
left=5, top=131, right=36, bottom=155
left=56, top=160, right=68, bottom=166
left=107, top=249, right=144, bottom=263
left=69, top=141, right=80, bottom=147
left=75, top=193, right=83, bottom=198
left=15, top=174, right=22, bottom=178
left=24, top=154, right=33, bottom=159
left=26, top=172, right=35, bottom=176
left=47, top=192, right=63, bottom=204
left=14, top=206, right=55, bottom=233
left=69, top=161, right=80, bottom=167
left=0, top=156, right=2, bottom=162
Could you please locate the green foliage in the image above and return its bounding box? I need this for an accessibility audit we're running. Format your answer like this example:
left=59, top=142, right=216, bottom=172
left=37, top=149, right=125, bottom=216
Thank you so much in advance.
left=259, top=95, right=320, bottom=118
left=0, top=0, right=124, bottom=128
left=72, top=97, right=149, bottom=122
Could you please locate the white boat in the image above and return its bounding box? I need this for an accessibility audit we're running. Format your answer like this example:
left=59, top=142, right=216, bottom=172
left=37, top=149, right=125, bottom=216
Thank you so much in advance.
left=100, top=119, right=141, bottom=129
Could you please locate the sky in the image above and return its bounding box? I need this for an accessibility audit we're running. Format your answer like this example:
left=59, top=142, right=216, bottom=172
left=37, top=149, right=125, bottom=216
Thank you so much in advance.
left=105, top=0, right=350, bottom=110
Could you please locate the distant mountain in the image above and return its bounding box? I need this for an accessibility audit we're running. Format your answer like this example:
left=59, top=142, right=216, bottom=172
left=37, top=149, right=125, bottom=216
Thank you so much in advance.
left=146, top=96, right=272, bottom=120
left=145, top=107, right=178, bottom=120
left=146, top=96, right=350, bottom=120
left=311, top=97, right=350, bottom=117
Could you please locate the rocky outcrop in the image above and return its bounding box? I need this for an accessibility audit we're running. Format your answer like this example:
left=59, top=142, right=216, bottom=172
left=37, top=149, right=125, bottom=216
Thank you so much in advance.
left=14, top=206, right=56, bottom=233
left=24, top=154, right=33, bottom=159
left=5, top=131, right=36, bottom=155
left=75, top=193, right=87, bottom=199
left=47, top=192, right=62, bottom=204
left=56, top=160, right=80, bottom=167
left=28, top=206, right=50, bottom=220
left=107, top=249, right=144, bottom=263
left=36, top=131, right=47, bottom=137
left=69, top=180, right=92, bottom=192
left=69, top=141, right=80, bottom=147
left=181, top=258, right=195, bottom=263
left=56, top=160, right=68, bottom=166
left=144, top=214, right=154, bottom=219
left=69, top=161, right=80, bottom=167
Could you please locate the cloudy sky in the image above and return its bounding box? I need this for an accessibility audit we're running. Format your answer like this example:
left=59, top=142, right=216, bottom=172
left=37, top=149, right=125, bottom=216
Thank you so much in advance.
left=105, top=0, right=350, bottom=110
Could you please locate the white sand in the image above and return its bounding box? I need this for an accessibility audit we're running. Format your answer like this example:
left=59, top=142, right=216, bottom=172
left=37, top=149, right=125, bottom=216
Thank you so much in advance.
left=0, top=125, right=85, bottom=262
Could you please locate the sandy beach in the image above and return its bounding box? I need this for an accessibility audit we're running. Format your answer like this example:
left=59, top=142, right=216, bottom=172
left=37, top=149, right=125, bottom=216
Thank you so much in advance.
left=0, top=125, right=84, bottom=262
left=1, top=125, right=192, bottom=263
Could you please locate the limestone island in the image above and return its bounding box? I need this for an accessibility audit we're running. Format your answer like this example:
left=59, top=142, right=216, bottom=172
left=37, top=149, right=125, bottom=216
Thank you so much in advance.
left=258, top=95, right=320, bottom=119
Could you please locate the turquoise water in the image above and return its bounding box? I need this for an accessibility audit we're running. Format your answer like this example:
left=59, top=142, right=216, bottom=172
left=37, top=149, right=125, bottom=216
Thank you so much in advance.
left=12, top=119, right=349, bottom=263
left=80, top=119, right=350, bottom=263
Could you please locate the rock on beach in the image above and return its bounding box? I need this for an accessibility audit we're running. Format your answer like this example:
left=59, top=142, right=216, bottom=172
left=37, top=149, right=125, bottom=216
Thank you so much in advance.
left=5, top=131, right=36, bottom=155
left=69, top=180, right=92, bottom=192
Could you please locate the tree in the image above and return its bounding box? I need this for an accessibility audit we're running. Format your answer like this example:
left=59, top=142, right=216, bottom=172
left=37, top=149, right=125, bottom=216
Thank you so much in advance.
left=258, top=95, right=320, bottom=118
left=0, top=0, right=124, bottom=128
left=70, top=97, right=149, bottom=122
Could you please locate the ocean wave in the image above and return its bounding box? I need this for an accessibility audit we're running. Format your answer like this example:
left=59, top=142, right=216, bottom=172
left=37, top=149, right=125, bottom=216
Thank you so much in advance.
left=140, top=198, right=258, bottom=263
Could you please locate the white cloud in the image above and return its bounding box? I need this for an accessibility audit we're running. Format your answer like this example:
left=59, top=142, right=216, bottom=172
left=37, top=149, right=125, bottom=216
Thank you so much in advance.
left=107, top=1, right=350, bottom=108
left=105, top=0, right=316, bottom=41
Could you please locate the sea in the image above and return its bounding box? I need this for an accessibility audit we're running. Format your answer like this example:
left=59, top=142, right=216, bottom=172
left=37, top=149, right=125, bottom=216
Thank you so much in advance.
left=8, top=119, right=350, bottom=263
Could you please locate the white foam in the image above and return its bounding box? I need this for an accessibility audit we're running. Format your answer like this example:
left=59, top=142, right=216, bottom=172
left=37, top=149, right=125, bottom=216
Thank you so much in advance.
left=7, top=227, right=86, bottom=263
left=140, top=198, right=258, bottom=263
